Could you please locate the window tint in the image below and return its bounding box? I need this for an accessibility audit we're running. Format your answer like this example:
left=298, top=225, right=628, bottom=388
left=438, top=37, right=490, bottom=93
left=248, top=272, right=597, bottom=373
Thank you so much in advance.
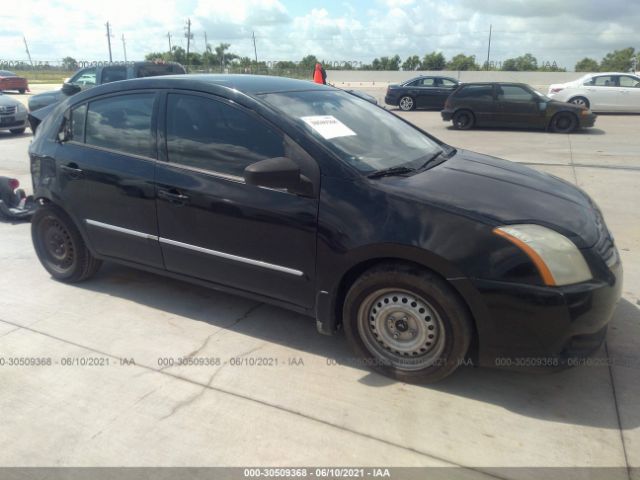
left=456, top=85, right=493, bottom=99
left=166, top=94, right=285, bottom=177
left=70, top=104, right=86, bottom=142
left=497, top=85, right=534, bottom=101
left=420, top=78, right=435, bottom=86
left=85, top=93, right=155, bottom=157
left=406, top=79, right=420, bottom=86
left=619, top=76, right=640, bottom=88
left=101, top=67, right=127, bottom=84
left=587, top=76, right=616, bottom=87
left=441, top=79, right=457, bottom=87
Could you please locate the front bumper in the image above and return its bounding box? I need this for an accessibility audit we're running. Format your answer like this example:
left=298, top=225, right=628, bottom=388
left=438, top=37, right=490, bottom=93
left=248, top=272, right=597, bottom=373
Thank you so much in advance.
left=384, top=93, right=399, bottom=106
left=451, top=260, right=622, bottom=369
left=0, top=111, right=28, bottom=130
left=578, top=112, right=597, bottom=128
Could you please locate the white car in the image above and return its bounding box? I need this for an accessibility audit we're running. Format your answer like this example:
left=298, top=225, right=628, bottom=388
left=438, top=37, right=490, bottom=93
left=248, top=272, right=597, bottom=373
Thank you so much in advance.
left=548, top=72, right=640, bottom=112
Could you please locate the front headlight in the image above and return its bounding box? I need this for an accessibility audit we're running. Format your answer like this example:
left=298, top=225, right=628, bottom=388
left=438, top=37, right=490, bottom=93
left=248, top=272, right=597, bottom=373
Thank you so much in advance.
left=494, top=224, right=592, bottom=286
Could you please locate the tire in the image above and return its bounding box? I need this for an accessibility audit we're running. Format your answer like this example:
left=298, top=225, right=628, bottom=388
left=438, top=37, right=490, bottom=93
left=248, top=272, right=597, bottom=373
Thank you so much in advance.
left=398, top=95, right=415, bottom=111
left=31, top=204, right=102, bottom=282
left=9, top=128, right=26, bottom=135
left=550, top=112, right=578, bottom=133
left=18, top=89, right=26, bottom=94
left=452, top=110, right=474, bottom=130
left=568, top=96, right=590, bottom=109
left=343, top=263, right=473, bottom=384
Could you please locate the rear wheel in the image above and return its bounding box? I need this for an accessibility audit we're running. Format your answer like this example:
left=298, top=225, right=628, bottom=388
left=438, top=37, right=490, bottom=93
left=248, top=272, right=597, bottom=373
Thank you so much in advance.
left=550, top=112, right=578, bottom=133
left=31, top=205, right=102, bottom=282
left=9, top=128, right=26, bottom=135
left=452, top=110, right=474, bottom=130
left=18, top=89, right=26, bottom=94
left=568, top=96, right=589, bottom=109
left=343, top=263, right=473, bottom=383
left=398, top=96, right=415, bottom=111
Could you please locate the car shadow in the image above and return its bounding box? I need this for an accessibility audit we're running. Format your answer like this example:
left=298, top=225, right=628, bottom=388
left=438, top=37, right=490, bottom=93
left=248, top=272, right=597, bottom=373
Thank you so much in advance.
left=74, top=261, right=640, bottom=430
left=0, top=130, right=31, bottom=140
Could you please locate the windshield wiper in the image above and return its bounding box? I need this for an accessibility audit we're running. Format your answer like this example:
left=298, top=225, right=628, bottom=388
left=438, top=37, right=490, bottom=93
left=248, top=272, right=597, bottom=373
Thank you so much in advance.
left=367, top=166, right=416, bottom=179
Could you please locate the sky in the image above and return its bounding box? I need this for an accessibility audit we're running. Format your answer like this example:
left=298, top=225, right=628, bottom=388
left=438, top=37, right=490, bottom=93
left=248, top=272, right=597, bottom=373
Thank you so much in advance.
left=1, top=0, right=639, bottom=70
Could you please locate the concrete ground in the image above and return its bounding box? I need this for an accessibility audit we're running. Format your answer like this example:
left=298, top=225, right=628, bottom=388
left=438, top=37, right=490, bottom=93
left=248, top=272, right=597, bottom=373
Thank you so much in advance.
left=0, top=86, right=639, bottom=478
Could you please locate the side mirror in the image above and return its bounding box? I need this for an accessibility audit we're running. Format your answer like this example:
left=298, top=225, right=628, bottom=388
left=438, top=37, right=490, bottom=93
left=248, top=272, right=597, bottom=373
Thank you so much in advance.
left=244, top=157, right=313, bottom=196
left=61, top=82, right=81, bottom=96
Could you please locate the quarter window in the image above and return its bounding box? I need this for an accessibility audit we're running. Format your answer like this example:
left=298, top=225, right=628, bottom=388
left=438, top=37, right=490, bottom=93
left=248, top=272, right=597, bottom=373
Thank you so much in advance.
left=85, top=93, right=155, bottom=157
left=166, top=94, right=285, bottom=177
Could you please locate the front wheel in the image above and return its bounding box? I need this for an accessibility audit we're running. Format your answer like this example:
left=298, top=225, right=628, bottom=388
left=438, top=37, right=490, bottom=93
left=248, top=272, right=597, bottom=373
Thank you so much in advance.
left=9, top=128, right=26, bottom=135
left=398, top=95, right=415, bottom=111
left=31, top=205, right=102, bottom=282
left=343, top=263, right=473, bottom=383
left=19, top=89, right=26, bottom=94
left=550, top=112, right=578, bottom=133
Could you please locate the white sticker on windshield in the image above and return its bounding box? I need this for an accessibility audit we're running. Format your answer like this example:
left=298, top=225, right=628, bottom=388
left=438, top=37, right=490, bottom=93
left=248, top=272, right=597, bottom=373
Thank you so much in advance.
left=301, top=115, right=356, bottom=140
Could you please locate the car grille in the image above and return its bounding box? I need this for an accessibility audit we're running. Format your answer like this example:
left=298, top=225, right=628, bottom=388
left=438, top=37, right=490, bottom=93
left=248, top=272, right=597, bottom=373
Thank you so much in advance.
left=0, top=105, right=17, bottom=115
left=593, top=207, right=617, bottom=267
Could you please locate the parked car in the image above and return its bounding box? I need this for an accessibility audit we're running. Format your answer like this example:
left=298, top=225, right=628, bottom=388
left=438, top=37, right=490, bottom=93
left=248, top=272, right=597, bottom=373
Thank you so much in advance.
left=0, top=92, right=28, bottom=134
left=441, top=82, right=596, bottom=133
left=548, top=72, right=640, bottom=112
left=29, top=75, right=621, bottom=383
left=385, top=76, right=459, bottom=111
left=0, top=70, right=29, bottom=94
left=28, top=61, right=186, bottom=112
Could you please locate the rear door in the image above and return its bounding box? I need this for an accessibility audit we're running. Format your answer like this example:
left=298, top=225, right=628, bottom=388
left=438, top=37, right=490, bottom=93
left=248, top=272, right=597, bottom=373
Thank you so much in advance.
left=495, top=85, right=546, bottom=128
left=615, top=75, right=640, bottom=112
left=54, top=91, right=164, bottom=268
left=154, top=91, right=319, bottom=308
left=582, top=75, right=619, bottom=111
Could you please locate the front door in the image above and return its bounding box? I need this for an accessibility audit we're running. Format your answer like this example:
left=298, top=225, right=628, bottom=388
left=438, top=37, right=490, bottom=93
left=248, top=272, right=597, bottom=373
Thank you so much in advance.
left=495, top=85, right=545, bottom=128
left=155, top=92, right=319, bottom=308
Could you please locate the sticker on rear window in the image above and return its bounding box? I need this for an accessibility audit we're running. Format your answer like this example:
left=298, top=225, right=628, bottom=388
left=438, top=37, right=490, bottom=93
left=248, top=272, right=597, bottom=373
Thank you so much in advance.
left=301, top=115, right=356, bottom=139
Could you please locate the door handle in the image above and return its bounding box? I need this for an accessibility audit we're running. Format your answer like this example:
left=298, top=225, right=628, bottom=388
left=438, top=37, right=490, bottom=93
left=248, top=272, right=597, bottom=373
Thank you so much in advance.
left=60, top=163, right=83, bottom=178
left=158, top=188, right=190, bottom=205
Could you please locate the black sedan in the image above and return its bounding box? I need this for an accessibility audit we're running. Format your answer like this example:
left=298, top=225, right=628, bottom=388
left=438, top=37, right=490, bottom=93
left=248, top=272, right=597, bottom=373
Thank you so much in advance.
left=441, top=82, right=597, bottom=133
left=28, top=75, right=620, bottom=383
left=385, top=76, right=459, bottom=111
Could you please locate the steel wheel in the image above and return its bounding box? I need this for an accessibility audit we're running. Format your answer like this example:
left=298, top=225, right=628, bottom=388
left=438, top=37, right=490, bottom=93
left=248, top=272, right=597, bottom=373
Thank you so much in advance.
left=39, top=216, right=76, bottom=274
left=357, top=288, right=446, bottom=371
left=398, top=96, right=415, bottom=111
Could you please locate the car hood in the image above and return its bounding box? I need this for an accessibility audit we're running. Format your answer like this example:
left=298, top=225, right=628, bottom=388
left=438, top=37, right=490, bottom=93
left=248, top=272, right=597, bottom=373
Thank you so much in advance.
left=384, top=149, right=600, bottom=248
left=28, top=89, right=65, bottom=111
left=0, top=95, right=20, bottom=107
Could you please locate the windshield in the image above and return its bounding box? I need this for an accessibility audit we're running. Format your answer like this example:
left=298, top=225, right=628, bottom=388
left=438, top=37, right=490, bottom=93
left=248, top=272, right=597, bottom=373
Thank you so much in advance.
left=261, top=90, right=442, bottom=174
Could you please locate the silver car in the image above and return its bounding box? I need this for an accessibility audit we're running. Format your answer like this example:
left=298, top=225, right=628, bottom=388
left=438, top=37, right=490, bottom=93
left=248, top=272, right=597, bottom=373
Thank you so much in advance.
left=0, top=93, right=28, bottom=134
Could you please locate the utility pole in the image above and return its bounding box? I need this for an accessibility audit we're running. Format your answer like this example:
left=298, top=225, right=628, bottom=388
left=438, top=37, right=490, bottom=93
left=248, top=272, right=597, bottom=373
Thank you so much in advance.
left=105, top=21, right=113, bottom=62
left=23, top=36, right=33, bottom=66
left=204, top=32, right=208, bottom=52
left=121, top=34, right=127, bottom=62
left=252, top=31, right=258, bottom=63
left=184, top=18, right=192, bottom=72
left=485, top=24, right=492, bottom=70
left=167, top=32, right=172, bottom=53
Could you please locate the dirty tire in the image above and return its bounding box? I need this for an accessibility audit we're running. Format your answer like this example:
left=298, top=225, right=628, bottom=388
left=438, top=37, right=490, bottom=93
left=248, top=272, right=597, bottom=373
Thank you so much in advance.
left=343, top=263, right=473, bottom=384
left=31, top=204, right=102, bottom=282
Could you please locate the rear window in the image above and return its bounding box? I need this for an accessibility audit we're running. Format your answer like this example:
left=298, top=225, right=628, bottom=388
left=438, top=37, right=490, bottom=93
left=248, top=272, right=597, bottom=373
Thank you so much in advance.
left=455, top=85, right=494, bottom=99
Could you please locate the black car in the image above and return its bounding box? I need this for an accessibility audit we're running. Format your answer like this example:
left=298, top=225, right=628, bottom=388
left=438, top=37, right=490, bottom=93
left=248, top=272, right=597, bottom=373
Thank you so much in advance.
left=385, top=76, right=459, bottom=111
left=441, top=82, right=597, bottom=133
left=28, top=61, right=186, bottom=112
left=29, top=75, right=621, bottom=383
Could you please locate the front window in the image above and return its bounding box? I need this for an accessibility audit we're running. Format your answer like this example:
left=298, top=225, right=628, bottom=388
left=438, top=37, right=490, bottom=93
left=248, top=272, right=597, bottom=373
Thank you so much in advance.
left=261, top=90, right=442, bottom=174
left=69, top=68, right=96, bottom=86
left=497, top=85, right=535, bottom=101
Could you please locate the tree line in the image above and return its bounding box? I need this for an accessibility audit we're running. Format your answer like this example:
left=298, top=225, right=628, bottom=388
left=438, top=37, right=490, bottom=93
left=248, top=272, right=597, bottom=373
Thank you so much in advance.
left=55, top=46, right=639, bottom=73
